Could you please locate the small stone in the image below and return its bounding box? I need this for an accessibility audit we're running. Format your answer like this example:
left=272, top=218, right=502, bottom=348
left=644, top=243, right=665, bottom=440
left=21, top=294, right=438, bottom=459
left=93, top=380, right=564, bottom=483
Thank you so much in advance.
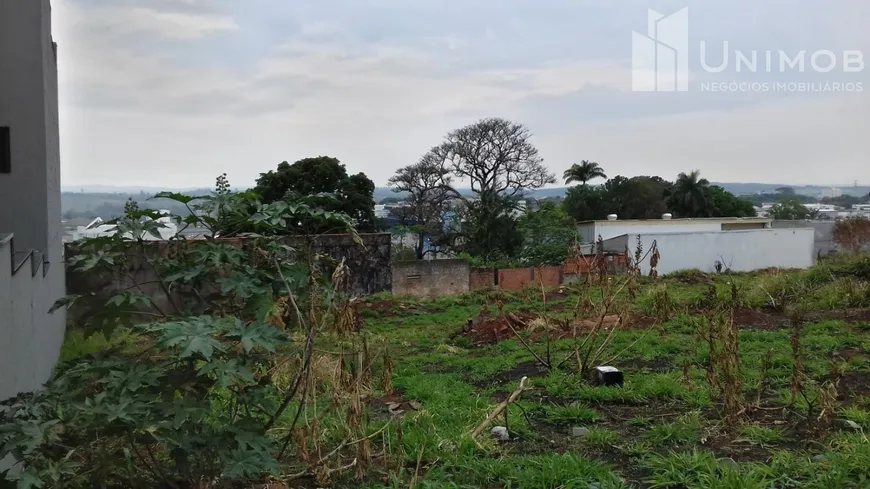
left=491, top=426, right=509, bottom=441
left=844, top=420, right=862, bottom=430
left=812, top=454, right=826, bottom=462
left=572, top=426, right=590, bottom=438
left=408, top=400, right=424, bottom=411
left=718, top=457, right=738, bottom=470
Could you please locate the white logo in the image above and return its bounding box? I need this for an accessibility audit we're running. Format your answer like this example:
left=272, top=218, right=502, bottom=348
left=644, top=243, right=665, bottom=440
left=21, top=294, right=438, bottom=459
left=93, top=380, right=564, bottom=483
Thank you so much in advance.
left=632, top=8, right=689, bottom=92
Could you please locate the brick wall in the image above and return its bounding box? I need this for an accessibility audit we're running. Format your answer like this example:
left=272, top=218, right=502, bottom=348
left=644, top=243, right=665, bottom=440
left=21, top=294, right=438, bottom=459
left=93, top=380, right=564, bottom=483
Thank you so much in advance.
left=498, top=268, right=532, bottom=290
left=470, top=268, right=496, bottom=290
left=392, top=259, right=470, bottom=298
left=533, top=266, right=561, bottom=287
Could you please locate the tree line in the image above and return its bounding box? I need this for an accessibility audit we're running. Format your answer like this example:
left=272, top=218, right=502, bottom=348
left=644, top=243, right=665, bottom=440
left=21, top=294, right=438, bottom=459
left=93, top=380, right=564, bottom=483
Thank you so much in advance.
left=249, top=117, right=771, bottom=267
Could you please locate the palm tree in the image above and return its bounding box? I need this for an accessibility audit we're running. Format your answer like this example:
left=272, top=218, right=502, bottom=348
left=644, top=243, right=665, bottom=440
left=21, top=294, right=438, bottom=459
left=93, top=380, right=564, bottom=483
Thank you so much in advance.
left=672, top=170, right=710, bottom=217
left=563, top=160, right=607, bottom=186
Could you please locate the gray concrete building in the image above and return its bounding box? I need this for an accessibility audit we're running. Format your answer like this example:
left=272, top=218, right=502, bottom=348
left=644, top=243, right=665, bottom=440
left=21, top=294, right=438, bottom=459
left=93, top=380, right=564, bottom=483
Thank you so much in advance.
left=0, top=0, right=67, bottom=401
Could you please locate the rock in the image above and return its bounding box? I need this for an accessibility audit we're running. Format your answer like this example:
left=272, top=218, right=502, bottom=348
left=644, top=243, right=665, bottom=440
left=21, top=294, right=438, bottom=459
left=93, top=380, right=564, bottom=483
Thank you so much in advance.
left=491, top=426, right=509, bottom=441
left=718, top=458, right=739, bottom=470
left=844, top=420, right=862, bottom=430
left=408, top=400, right=424, bottom=411
left=572, top=427, right=590, bottom=438
left=812, top=454, right=826, bottom=462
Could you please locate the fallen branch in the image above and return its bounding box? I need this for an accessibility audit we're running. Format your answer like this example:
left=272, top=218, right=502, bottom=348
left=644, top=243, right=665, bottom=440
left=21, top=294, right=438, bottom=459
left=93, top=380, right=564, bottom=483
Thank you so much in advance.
left=470, top=376, right=531, bottom=439
left=505, top=314, right=551, bottom=369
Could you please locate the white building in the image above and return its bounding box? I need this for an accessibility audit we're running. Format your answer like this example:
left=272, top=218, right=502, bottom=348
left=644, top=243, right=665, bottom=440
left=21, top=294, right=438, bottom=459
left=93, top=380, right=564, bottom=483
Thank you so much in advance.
left=577, top=215, right=773, bottom=245
left=580, top=215, right=815, bottom=275
left=71, top=210, right=179, bottom=241
left=602, top=228, right=815, bottom=275
left=0, top=0, right=67, bottom=401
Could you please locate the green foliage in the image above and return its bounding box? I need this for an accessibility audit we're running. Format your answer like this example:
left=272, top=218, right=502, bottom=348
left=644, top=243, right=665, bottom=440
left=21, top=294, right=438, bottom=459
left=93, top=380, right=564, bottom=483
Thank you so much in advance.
left=563, top=171, right=751, bottom=222
left=545, top=404, right=604, bottom=426
left=768, top=198, right=810, bottom=220
left=1, top=316, right=288, bottom=487
left=253, top=157, right=378, bottom=231
left=563, top=160, right=607, bottom=185
left=581, top=427, right=620, bottom=447
left=517, top=202, right=579, bottom=266
left=455, top=194, right=524, bottom=262
left=644, top=412, right=704, bottom=447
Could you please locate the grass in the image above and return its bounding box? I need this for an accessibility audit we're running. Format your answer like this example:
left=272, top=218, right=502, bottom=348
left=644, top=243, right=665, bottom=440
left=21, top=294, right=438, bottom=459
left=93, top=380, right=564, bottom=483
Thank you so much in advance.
left=57, top=251, right=870, bottom=488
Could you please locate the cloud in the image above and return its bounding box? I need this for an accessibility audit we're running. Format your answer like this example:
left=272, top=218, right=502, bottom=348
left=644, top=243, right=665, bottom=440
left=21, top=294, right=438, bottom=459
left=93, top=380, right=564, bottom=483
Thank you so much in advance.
left=53, top=0, right=870, bottom=189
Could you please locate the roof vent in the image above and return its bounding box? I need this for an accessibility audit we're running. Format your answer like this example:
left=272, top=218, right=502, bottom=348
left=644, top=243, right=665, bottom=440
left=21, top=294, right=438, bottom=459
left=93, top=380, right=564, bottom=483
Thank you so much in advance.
left=662, top=213, right=673, bottom=220
left=606, top=214, right=618, bottom=221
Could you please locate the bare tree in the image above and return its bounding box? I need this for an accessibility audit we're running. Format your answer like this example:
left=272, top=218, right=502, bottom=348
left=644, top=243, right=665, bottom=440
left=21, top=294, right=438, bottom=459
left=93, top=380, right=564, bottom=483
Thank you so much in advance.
left=388, top=151, right=456, bottom=259
left=433, top=118, right=555, bottom=200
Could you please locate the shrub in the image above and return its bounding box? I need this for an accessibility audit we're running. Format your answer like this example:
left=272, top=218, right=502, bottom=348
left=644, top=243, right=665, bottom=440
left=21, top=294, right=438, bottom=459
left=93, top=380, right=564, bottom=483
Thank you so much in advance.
left=833, top=218, right=870, bottom=253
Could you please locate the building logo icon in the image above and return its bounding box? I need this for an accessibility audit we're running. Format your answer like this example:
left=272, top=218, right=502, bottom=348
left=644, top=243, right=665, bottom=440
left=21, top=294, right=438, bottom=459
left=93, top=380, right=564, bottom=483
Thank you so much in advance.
left=632, top=8, right=690, bottom=91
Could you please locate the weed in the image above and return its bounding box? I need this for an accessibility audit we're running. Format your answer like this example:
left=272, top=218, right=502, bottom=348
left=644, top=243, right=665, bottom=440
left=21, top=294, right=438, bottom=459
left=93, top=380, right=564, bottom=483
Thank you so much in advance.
left=546, top=403, right=604, bottom=426
left=737, top=424, right=785, bottom=446
left=644, top=412, right=704, bottom=447
left=582, top=427, right=620, bottom=447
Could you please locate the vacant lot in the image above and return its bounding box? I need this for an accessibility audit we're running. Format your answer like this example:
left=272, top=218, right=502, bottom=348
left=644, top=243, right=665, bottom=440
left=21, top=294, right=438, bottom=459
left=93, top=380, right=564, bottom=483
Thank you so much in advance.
left=51, top=254, right=870, bottom=488
left=346, top=257, right=870, bottom=488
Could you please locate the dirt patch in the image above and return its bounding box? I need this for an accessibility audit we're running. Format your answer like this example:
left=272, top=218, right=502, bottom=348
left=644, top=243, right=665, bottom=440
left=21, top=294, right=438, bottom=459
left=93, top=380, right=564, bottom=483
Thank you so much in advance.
left=808, top=308, right=870, bottom=325
left=733, top=309, right=788, bottom=331
left=619, top=357, right=674, bottom=373
left=357, top=299, right=428, bottom=317
left=461, top=312, right=540, bottom=345
left=837, top=371, right=870, bottom=402
left=831, top=347, right=870, bottom=361
left=487, top=361, right=550, bottom=387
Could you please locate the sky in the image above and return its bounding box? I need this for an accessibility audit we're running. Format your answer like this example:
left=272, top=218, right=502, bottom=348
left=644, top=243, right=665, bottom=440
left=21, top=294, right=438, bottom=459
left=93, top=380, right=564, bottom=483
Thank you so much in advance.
left=53, top=0, right=870, bottom=190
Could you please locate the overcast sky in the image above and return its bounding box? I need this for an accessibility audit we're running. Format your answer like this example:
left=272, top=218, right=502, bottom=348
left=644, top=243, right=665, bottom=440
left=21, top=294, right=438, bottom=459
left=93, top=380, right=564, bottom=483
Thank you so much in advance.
left=54, top=0, right=870, bottom=190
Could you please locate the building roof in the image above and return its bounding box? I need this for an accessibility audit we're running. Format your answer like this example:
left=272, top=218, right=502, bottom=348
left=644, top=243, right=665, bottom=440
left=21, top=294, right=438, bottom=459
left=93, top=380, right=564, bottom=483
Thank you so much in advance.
left=577, top=217, right=772, bottom=225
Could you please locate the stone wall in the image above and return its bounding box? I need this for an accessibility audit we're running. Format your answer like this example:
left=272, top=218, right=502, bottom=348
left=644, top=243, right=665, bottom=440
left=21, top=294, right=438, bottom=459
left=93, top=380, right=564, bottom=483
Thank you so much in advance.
left=392, top=259, right=470, bottom=298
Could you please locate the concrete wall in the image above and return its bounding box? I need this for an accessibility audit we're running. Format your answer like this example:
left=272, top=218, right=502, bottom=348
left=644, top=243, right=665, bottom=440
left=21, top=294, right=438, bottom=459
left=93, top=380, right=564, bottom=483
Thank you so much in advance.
left=392, top=259, right=469, bottom=298
left=579, top=218, right=771, bottom=244
left=772, top=221, right=837, bottom=256
left=604, top=229, right=815, bottom=275
left=0, top=235, right=66, bottom=401
left=285, top=233, right=392, bottom=296
left=0, top=0, right=66, bottom=403
left=66, top=234, right=392, bottom=313
left=0, top=0, right=59, bottom=253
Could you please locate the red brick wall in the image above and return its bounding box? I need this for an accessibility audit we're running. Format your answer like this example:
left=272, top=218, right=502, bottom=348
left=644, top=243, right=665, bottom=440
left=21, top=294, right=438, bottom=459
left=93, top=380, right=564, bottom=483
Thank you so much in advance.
left=470, top=268, right=496, bottom=290
left=498, top=268, right=533, bottom=290
left=533, top=266, right=561, bottom=287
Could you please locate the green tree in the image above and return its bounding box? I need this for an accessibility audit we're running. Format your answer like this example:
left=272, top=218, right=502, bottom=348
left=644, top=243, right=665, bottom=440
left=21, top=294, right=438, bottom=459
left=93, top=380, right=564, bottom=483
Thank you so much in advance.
left=388, top=151, right=456, bottom=259
left=668, top=170, right=711, bottom=217
left=253, top=157, right=377, bottom=231
left=457, top=194, right=524, bottom=263
left=432, top=118, right=555, bottom=259
left=605, top=175, right=671, bottom=219
left=704, top=185, right=758, bottom=217
left=517, top=202, right=578, bottom=266
left=563, top=185, right=608, bottom=222
left=768, top=199, right=809, bottom=220
left=563, top=160, right=607, bottom=186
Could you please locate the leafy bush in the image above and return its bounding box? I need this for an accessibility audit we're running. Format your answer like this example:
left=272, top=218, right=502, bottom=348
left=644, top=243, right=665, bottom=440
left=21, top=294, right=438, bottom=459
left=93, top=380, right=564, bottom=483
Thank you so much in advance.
left=2, top=183, right=380, bottom=488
